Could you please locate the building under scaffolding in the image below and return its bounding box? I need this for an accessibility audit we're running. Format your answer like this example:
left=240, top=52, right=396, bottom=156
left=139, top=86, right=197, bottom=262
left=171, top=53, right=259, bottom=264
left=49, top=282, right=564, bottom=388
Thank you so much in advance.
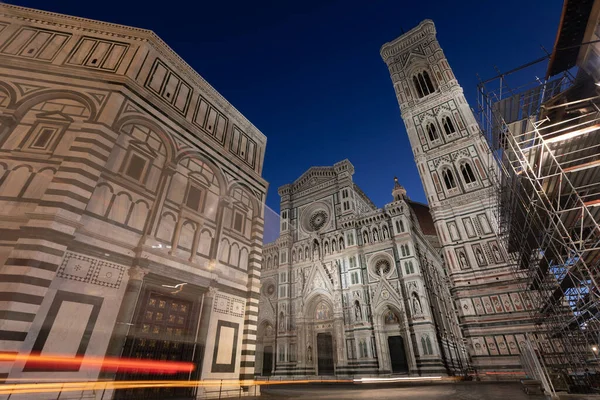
left=477, top=0, right=600, bottom=392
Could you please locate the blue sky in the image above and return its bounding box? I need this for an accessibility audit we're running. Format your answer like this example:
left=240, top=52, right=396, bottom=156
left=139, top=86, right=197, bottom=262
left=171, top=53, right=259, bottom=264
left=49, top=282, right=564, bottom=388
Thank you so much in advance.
left=9, top=0, right=562, bottom=225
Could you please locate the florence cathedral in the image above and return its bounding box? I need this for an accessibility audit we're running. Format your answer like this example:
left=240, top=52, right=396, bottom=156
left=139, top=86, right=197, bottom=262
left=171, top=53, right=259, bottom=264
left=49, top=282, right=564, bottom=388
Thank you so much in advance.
left=257, top=160, right=467, bottom=377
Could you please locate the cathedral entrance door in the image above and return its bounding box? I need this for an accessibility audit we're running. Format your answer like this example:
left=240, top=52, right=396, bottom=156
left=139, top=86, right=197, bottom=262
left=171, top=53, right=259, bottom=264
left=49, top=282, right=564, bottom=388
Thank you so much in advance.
left=317, top=333, right=334, bottom=375
left=388, top=336, right=408, bottom=373
left=262, top=346, right=273, bottom=376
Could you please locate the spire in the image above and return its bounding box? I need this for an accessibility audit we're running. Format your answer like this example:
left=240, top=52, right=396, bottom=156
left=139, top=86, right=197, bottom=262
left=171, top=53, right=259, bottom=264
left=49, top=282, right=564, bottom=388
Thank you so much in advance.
left=392, top=177, right=408, bottom=201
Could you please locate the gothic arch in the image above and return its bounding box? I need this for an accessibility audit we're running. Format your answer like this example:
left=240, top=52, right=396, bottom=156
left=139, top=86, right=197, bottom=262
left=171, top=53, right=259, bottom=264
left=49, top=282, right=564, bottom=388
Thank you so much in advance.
left=14, top=90, right=97, bottom=121
left=304, top=293, right=334, bottom=320
left=374, top=302, right=404, bottom=326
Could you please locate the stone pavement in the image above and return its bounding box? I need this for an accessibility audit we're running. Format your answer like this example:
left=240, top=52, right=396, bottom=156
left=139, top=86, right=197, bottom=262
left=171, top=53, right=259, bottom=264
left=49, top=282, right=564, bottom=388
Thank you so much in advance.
left=257, top=382, right=547, bottom=400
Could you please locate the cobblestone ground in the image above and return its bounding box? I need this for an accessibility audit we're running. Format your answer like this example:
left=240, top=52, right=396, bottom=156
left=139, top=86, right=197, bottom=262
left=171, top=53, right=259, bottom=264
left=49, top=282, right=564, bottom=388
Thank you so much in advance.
left=258, top=382, right=547, bottom=400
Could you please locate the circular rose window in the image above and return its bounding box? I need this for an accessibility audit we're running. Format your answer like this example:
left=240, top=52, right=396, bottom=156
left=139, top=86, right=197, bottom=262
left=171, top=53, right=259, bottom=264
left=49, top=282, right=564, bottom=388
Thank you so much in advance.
left=265, top=283, right=275, bottom=297
left=309, top=210, right=329, bottom=231
left=375, top=259, right=391, bottom=275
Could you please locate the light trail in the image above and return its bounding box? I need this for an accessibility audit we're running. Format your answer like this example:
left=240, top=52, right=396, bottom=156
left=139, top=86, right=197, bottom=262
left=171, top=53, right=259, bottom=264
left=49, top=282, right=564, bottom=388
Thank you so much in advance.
left=0, top=353, right=194, bottom=374
left=354, top=376, right=443, bottom=383
left=0, top=379, right=353, bottom=395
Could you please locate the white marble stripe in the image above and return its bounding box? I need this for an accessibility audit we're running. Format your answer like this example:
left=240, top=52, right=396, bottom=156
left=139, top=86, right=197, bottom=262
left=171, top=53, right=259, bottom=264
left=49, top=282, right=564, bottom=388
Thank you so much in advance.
left=0, top=320, right=32, bottom=333
left=18, top=238, right=66, bottom=252
left=0, top=301, right=39, bottom=314
left=0, top=340, right=23, bottom=352
left=7, top=250, right=63, bottom=266
left=0, top=266, right=56, bottom=280
left=0, top=282, right=48, bottom=297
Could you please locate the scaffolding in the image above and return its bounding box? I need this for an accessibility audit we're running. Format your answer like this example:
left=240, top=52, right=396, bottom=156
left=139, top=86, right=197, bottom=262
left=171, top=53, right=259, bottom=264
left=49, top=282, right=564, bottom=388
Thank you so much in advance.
left=477, top=61, right=600, bottom=392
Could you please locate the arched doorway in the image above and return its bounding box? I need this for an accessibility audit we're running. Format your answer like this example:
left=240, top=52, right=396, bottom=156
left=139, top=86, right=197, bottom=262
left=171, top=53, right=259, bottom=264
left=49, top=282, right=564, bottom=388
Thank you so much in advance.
left=262, top=346, right=273, bottom=376
left=317, top=333, right=334, bottom=375
left=387, top=336, right=408, bottom=373
left=382, top=306, right=409, bottom=374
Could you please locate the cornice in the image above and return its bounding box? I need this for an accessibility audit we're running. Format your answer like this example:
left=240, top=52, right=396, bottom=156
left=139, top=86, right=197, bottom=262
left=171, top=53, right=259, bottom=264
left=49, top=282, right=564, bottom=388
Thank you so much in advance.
left=0, top=3, right=267, bottom=146
left=380, top=19, right=436, bottom=63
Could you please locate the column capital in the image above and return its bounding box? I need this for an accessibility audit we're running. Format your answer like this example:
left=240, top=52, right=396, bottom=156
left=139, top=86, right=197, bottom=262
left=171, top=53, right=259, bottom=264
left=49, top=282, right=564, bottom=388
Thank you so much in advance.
left=206, top=285, right=219, bottom=298
left=127, top=265, right=148, bottom=281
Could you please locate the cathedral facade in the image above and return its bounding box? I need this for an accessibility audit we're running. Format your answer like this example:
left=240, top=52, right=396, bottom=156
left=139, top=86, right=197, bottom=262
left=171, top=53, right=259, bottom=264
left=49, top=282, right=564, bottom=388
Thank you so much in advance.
left=257, top=160, right=467, bottom=377
left=0, top=4, right=266, bottom=399
left=380, top=21, right=537, bottom=375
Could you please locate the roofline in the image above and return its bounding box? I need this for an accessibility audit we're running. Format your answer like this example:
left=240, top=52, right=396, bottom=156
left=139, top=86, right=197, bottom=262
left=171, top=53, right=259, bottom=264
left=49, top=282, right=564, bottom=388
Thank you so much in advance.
left=0, top=3, right=267, bottom=145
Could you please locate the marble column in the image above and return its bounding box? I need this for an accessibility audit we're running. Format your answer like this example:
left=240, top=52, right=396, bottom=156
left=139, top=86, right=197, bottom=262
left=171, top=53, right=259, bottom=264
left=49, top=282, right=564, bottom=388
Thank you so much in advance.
left=197, top=286, right=217, bottom=379
left=102, top=265, right=148, bottom=375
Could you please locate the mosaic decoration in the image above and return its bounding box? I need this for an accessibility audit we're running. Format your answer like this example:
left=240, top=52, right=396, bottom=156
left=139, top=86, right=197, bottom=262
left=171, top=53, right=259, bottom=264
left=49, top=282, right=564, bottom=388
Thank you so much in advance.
left=57, top=252, right=125, bottom=289
left=213, top=293, right=246, bottom=318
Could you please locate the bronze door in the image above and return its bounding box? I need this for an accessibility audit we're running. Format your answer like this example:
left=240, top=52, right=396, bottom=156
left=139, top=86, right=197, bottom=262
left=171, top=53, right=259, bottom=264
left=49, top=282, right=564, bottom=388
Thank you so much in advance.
left=115, top=291, right=201, bottom=400
left=387, top=335, right=408, bottom=373
left=317, top=333, right=334, bottom=375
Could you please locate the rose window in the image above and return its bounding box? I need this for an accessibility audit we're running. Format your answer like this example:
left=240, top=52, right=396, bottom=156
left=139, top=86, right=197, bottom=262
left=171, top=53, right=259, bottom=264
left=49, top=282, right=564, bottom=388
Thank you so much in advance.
left=375, top=259, right=391, bottom=275
left=309, top=210, right=328, bottom=231
left=265, top=283, right=275, bottom=297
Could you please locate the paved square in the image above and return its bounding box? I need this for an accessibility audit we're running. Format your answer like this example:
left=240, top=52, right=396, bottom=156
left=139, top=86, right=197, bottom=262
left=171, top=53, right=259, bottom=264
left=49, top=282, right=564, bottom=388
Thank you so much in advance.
left=260, top=382, right=547, bottom=400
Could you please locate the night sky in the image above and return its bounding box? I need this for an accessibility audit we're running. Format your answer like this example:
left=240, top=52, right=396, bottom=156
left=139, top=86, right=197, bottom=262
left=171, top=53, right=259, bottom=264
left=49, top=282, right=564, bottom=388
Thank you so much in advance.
left=7, top=0, right=562, bottom=241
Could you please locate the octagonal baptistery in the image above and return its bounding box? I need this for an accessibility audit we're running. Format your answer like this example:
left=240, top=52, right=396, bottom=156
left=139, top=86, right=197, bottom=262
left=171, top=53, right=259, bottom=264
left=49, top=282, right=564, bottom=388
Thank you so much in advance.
left=257, top=160, right=468, bottom=378
left=0, top=4, right=267, bottom=399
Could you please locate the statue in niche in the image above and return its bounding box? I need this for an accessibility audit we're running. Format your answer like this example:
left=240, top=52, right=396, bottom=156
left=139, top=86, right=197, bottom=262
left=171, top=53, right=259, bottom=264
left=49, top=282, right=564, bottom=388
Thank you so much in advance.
left=458, top=250, right=469, bottom=269
left=279, top=312, right=285, bottom=331
left=492, top=244, right=502, bottom=263
left=307, top=346, right=313, bottom=363
left=313, top=241, right=320, bottom=260
left=354, top=301, right=362, bottom=321
left=382, top=226, right=389, bottom=239
left=475, top=248, right=485, bottom=265
left=373, top=230, right=379, bottom=242
left=412, top=293, right=422, bottom=315
left=324, top=242, right=329, bottom=255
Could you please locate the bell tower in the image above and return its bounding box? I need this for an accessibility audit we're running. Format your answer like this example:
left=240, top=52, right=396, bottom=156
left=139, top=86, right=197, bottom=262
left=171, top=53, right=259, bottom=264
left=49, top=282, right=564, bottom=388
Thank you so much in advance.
left=381, top=21, right=535, bottom=374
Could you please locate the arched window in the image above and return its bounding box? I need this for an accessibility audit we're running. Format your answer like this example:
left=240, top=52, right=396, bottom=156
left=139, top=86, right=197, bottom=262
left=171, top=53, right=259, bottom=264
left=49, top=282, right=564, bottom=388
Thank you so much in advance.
left=442, top=116, right=456, bottom=135
left=427, top=123, right=439, bottom=141
left=426, top=337, right=433, bottom=355
left=412, top=76, right=423, bottom=98
left=421, top=337, right=427, bottom=355
left=461, top=162, right=477, bottom=184
left=401, top=245, right=406, bottom=257
left=442, top=169, right=457, bottom=190
left=400, top=220, right=405, bottom=232
left=405, top=262, right=410, bottom=275
left=413, top=71, right=435, bottom=98
left=395, top=220, right=401, bottom=233
left=409, top=261, right=414, bottom=274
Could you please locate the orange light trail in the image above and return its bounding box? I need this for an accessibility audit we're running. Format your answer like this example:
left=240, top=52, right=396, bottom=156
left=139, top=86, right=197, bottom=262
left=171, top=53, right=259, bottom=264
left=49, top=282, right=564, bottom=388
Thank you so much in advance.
left=0, top=353, right=194, bottom=374
left=0, top=379, right=353, bottom=395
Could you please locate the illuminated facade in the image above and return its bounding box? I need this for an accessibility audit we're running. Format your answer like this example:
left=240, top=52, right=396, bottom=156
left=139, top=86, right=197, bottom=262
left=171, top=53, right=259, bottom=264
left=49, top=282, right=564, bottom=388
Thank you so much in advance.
left=257, top=160, right=466, bottom=377
left=381, top=21, right=536, bottom=374
left=0, top=4, right=266, bottom=399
